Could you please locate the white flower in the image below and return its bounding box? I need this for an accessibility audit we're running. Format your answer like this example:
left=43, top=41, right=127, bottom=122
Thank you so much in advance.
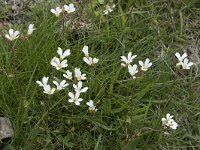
left=51, top=7, right=62, bottom=17
left=103, top=4, right=115, bottom=15
left=128, top=64, right=138, bottom=79
left=74, top=68, right=86, bottom=81
left=5, top=29, right=20, bottom=41
left=168, top=120, right=178, bottom=130
left=43, top=85, right=56, bottom=95
left=36, top=76, right=49, bottom=87
left=175, top=52, right=194, bottom=69
left=53, top=80, right=69, bottom=91
left=162, top=113, right=178, bottom=130
left=182, top=58, right=194, bottom=69
left=68, top=92, right=83, bottom=105
left=139, top=58, right=152, bottom=71
left=162, top=113, right=174, bottom=126
left=175, top=52, right=187, bottom=65
left=57, top=47, right=71, bottom=60
left=86, top=100, right=97, bottom=112
left=51, top=57, right=68, bottom=70
left=93, top=58, right=99, bottom=64
left=82, top=45, right=89, bottom=57
left=64, top=4, right=75, bottom=13
left=27, top=24, right=35, bottom=35
left=83, top=57, right=99, bottom=66
left=121, top=52, right=137, bottom=67
left=73, top=81, right=88, bottom=93
left=63, top=70, right=73, bottom=80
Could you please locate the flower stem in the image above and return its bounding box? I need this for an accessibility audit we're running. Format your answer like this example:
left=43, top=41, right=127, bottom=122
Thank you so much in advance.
left=10, top=42, right=21, bottom=99
left=60, top=9, right=65, bottom=37
left=47, top=95, right=51, bottom=112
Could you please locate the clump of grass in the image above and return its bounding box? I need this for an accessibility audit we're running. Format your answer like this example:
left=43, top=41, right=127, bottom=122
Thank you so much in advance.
left=0, top=0, right=199, bottom=149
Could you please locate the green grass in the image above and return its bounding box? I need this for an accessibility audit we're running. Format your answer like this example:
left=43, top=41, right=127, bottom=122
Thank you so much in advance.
left=0, top=0, right=200, bottom=149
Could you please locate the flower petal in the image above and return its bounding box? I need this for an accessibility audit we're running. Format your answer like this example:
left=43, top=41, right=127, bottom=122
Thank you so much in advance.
left=68, top=92, right=74, bottom=99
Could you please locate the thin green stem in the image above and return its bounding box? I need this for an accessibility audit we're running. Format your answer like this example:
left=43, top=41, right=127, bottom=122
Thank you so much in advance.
left=10, top=42, right=21, bottom=99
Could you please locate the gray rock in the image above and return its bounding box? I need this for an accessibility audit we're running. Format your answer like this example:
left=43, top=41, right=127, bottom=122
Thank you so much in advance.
left=0, top=117, right=14, bottom=140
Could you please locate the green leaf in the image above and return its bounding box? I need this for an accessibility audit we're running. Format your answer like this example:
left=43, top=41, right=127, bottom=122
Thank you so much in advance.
left=119, top=6, right=126, bottom=27
left=135, top=84, right=151, bottom=100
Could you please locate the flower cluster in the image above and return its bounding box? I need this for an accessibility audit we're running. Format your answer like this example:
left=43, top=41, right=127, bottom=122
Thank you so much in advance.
left=37, top=77, right=55, bottom=95
left=175, top=52, right=194, bottom=69
left=51, top=3, right=75, bottom=17
left=82, top=46, right=99, bottom=66
left=5, top=24, right=35, bottom=41
left=63, top=68, right=88, bottom=106
left=63, top=68, right=87, bottom=81
left=37, top=47, right=71, bottom=95
left=37, top=46, right=98, bottom=112
left=161, top=113, right=178, bottom=130
left=36, top=76, right=69, bottom=95
left=50, top=47, right=70, bottom=70
left=121, top=52, right=152, bottom=79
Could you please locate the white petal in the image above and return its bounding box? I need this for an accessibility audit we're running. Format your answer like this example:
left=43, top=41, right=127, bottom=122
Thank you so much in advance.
left=132, top=76, right=136, bottom=79
left=86, top=100, right=94, bottom=107
left=68, top=92, right=74, bottom=99
left=187, top=62, right=193, bottom=67
left=14, top=31, right=20, bottom=37
left=120, top=56, right=127, bottom=62
left=121, top=63, right=126, bottom=67
left=138, top=61, right=143, bottom=67
left=57, top=47, right=63, bottom=56
left=9, top=29, right=14, bottom=36
left=83, top=57, right=92, bottom=65
left=36, top=81, right=43, bottom=86
left=78, top=81, right=82, bottom=88
left=51, top=9, right=56, bottom=13
left=145, top=58, right=150, bottom=66
left=161, top=118, right=166, bottom=122
left=133, top=64, right=138, bottom=70
left=50, top=88, right=56, bottom=94
left=42, top=77, right=49, bottom=84
left=93, top=58, right=99, bottom=64
left=60, top=80, right=66, bottom=86
left=148, top=62, right=152, bottom=67
left=183, top=58, right=189, bottom=64
left=103, top=10, right=109, bottom=15
left=61, top=60, right=68, bottom=67
left=51, top=62, right=57, bottom=67
left=166, top=113, right=170, bottom=118
left=56, top=7, right=61, bottom=12
left=54, top=57, right=60, bottom=64
left=131, top=55, right=137, bottom=60
left=69, top=4, right=74, bottom=8
left=68, top=99, right=73, bottom=103
left=127, top=52, right=132, bottom=60
left=73, top=83, right=78, bottom=90
left=75, top=101, right=80, bottom=105
left=75, top=92, right=80, bottom=99
left=53, top=80, right=59, bottom=87
left=182, top=53, right=187, bottom=60
left=112, top=4, right=115, bottom=8
left=82, top=46, right=89, bottom=57
left=5, top=34, right=11, bottom=40
left=175, top=52, right=180, bottom=59
left=63, top=49, right=71, bottom=57
left=43, top=85, right=50, bottom=91
left=77, top=98, right=83, bottom=102
left=81, top=87, right=88, bottom=93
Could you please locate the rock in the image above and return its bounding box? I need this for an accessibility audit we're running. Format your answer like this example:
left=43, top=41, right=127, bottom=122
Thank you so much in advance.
left=0, top=117, right=14, bottom=140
